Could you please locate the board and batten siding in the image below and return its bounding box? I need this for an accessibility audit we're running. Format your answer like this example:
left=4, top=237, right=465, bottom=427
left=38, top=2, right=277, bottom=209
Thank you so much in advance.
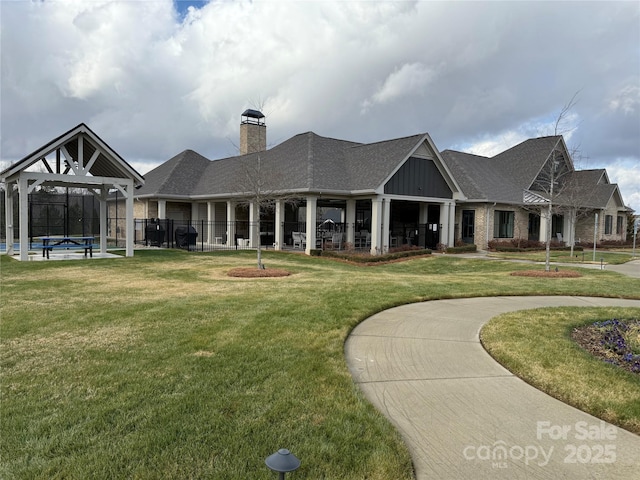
left=384, top=157, right=453, bottom=198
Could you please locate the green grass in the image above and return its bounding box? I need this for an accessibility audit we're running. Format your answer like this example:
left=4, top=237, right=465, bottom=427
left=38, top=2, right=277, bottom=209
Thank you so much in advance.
left=488, top=248, right=635, bottom=264
left=481, top=307, right=640, bottom=434
left=2, top=250, right=639, bottom=479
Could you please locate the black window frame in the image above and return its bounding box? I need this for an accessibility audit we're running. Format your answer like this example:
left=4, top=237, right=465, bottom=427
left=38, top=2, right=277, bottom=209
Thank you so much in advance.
left=493, top=210, right=514, bottom=239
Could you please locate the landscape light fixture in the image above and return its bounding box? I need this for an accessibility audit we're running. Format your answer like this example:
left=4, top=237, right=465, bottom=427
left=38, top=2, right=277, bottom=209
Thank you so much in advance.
left=265, top=448, right=300, bottom=479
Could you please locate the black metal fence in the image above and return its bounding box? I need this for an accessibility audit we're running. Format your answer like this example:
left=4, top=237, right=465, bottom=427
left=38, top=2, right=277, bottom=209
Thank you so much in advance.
left=133, top=219, right=360, bottom=252
left=133, top=219, right=442, bottom=252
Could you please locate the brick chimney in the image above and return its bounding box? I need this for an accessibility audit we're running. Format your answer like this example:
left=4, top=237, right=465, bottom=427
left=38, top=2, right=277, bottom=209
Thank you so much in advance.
left=240, top=109, right=266, bottom=155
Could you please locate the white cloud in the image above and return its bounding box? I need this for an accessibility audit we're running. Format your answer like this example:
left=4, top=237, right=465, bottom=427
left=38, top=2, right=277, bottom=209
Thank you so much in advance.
left=362, top=62, right=436, bottom=112
left=602, top=160, right=640, bottom=212
left=1, top=0, right=638, bottom=205
left=608, top=84, right=640, bottom=115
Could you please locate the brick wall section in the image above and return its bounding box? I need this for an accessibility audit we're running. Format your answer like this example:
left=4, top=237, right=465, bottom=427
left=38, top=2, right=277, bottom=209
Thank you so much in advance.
left=575, top=198, right=627, bottom=244
left=456, top=203, right=540, bottom=249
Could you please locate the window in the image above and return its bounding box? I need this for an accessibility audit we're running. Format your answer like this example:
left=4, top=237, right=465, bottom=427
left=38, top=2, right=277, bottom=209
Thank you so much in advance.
left=616, top=216, right=623, bottom=235
left=605, top=215, right=613, bottom=235
left=494, top=210, right=514, bottom=238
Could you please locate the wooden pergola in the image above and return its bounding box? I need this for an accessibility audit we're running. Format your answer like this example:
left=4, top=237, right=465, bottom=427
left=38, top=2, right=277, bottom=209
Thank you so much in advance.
left=1, top=124, right=145, bottom=260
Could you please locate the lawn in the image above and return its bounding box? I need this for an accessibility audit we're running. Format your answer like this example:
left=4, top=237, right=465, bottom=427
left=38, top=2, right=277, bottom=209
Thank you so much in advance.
left=488, top=248, right=636, bottom=265
left=1, top=250, right=639, bottom=479
left=481, top=307, right=640, bottom=435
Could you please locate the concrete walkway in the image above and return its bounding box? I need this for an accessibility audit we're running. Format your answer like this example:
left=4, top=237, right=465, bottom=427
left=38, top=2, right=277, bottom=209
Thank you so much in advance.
left=345, top=296, right=640, bottom=479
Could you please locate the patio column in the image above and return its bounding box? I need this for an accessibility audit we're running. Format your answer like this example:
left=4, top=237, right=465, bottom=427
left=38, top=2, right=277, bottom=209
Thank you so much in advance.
left=370, top=197, right=382, bottom=255
left=158, top=199, right=167, bottom=219
left=274, top=199, right=284, bottom=250
left=305, top=196, right=317, bottom=255
left=381, top=197, right=391, bottom=253
left=18, top=176, right=29, bottom=261
left=99, top=187, right=108, bottom=254
left=5, top=182, right=14, bottom=256
left=345, top=199, right=356, bottom=246
left=125, top=181, right=134, bottom=257
left=227, top=201, right=236, bottom=247
left=447, top=201, right=455, bottom=247
left=440, top=202, right=454, bottom=247
left=207, top=201, right=215, bottom=245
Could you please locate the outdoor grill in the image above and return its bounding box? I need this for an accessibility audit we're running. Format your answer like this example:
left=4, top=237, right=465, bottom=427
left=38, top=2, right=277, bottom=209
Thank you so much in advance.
left=175, top=225, right=198, bottom=249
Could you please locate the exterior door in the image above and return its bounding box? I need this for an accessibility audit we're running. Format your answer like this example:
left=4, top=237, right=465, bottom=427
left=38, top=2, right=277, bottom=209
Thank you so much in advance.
left=462, top=210, right=475, bottom=244
left=425, top=205, right=440, bottom=249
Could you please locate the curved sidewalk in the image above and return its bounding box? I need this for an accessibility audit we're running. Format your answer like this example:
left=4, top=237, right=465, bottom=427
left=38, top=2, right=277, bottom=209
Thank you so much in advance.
left=345, top=296, right=640, bottom=479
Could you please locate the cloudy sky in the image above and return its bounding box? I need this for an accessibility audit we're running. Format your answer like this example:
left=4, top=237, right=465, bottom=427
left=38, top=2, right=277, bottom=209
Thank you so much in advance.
left=2, top=0, right=639, bottom=211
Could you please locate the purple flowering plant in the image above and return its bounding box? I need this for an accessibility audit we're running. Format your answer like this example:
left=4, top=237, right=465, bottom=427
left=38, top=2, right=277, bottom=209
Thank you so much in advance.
left=593, top=318, right=640, bottom=373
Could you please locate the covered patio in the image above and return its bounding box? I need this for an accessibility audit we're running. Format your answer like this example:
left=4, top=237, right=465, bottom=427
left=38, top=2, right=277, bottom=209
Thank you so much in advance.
left=1, top=124, right=145, bottom=261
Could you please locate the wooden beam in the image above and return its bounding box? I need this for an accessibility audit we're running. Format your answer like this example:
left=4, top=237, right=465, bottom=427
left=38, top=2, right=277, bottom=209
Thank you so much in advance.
left=41, top=157, right=54, bottom=173
left=82, top=149, right=100, bottom=175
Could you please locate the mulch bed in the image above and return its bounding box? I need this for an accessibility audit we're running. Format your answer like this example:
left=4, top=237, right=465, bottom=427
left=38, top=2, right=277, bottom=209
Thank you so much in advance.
left=572, top=323, right=640, bottom=376
left=510, top=270, right=582, bottom=278
left=227, top=267, right=291, bottom=278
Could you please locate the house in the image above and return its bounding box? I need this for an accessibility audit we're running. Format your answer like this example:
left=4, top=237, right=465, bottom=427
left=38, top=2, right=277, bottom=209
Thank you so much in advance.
left=2, top=113, right=628, bottom=257
left=131, top=110, right=465, bottom=253
left=131, top=110, right=629, bottom=253
left=441, top=136, right=630, bottom=249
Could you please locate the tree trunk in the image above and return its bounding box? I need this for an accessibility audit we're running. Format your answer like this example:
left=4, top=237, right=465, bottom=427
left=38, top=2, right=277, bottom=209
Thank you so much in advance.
left=256, top=218, right=264, bottom=269
left=545, top=203, right=552, bottom=272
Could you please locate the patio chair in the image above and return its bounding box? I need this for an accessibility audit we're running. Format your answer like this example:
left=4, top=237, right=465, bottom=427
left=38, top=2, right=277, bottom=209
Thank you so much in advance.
left=329, top=233, right=343, bottom=250
left=361, top=230, right=371, bottom=248
left=292, top=232, right=305, bottom=249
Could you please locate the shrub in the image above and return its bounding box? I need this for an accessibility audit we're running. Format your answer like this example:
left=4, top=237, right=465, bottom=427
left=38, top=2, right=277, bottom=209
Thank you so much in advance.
left=321, top=248, right=431, bottom=263
left=488, top=238, right=582, bottom=252
left=445, top=244, right=477, bottom=254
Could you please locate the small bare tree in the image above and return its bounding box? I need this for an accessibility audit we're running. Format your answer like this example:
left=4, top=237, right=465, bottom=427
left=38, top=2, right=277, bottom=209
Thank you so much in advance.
left=234, top=154, right=298, bottom=269
left=528, top=93, right=580, bottom=271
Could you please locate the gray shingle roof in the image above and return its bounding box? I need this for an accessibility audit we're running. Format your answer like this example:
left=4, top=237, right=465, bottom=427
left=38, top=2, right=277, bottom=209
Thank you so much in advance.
left=441, top=136, right=565, bottom=204
left=137, top=131, right=623, bottom=212
left=138, top=131, right=427, bottom=198
left=136, top=149, right=210, bottom=197
left=556, top=169, right=617, bottom=209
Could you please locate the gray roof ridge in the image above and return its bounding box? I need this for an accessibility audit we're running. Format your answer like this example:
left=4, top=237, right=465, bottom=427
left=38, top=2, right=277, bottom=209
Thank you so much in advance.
left=347, top=132, right=425, bottom=151
left=441, top=148, right=490, bottom=160
left=158, top=149, right=209, bottom=192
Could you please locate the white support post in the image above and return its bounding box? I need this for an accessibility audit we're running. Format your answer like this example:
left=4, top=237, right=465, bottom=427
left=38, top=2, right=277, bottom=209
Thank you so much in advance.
left=18, top=177, right=29, bottom=261
left=125, top=181, right=134, bottom=257
left=5, top=183, right=14, bottom=256
left=439, top=203, right=449, bottom=247
left=158, top=200, right=167, bottom=219
left=227, top=201, right=236, bottom=247
left=448, top=201, right=455, bottom=247
left=207, top=201, right=215, bottom=245
left=346, top=199, right=356, bottom=246
left=305, top=196, right=317, bottom=255
left=381, top=198, right=390, bottom=253
left=274, top=200, right=284, bottom=250
left=370, top=197, right=382, bottom=255
left=99, top=188, right=108, bottom=254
